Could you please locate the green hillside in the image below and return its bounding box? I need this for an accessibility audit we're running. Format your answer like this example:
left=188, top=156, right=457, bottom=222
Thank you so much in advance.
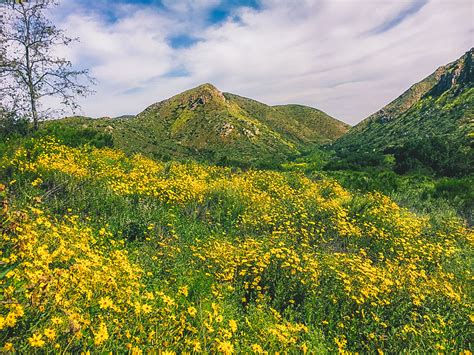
left=225, top=93, right=348, bottom=148
left=334, top=48, right=473, bottom=175
left=40, top=84, right=348, bottom=167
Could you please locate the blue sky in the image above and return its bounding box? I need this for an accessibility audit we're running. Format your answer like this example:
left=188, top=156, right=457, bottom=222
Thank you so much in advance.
left=62, top=0, right=261, bottom=26
left=49, top=0, right=473, bottom=124
left=369, top=0, right=429, bottom=34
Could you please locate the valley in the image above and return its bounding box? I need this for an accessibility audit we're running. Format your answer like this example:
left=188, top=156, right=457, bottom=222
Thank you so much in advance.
left=1, top=42, right=473, bottom=354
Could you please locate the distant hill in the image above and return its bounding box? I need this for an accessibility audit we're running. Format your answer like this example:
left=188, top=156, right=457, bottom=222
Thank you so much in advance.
left=113, top=114, right=135, bottom=120
left=334, top=48, right=473, bottom=175
left=44, top=84, right=348, bottom=167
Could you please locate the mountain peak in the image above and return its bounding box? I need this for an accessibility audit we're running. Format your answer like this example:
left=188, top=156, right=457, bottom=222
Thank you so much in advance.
left=175, top=83, right=226, bottom=109
left=425, top=48, right=473, bottom=97
left=186, top=83, right=223, bottom=97
left=195, top=83, right=220, bottom=91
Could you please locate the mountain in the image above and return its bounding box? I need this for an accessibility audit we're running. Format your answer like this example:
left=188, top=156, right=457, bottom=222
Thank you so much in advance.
left=47, top=84, right=348, bottom=167
left=336, top=48, right=473, bottom=149
left=334, top=48, right=473, bottom=175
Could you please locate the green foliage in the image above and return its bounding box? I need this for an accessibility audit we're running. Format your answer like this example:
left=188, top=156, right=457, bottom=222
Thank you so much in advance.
left=38, top=120, right=113, bottom=148
left=433, top=176, right=474, bottom=222
left=326, top=169, right=401, bottom=194
left=323, top=150, right=390, bottom=171
left=389, top=136, right=473, bottom=176
left=0, top=111, right=29, bottom=138
left=326, top=170, right=473, bottom=225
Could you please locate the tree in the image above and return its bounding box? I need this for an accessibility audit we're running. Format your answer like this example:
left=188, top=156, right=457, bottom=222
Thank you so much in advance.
left=0, top=0, right=95, bottom=130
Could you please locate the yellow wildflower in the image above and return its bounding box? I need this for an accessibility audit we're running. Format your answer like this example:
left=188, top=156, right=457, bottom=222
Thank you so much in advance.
left=217, top=340, right=234, bottom=354
left=28, top=333, right=45, bottom=348
left=44, top=328, right=56, bottom=340
left=94, top=322, right=109, bottom=346
left=229, top=319, right=238, bottom=333
left=99, top=296, right=114, bottom=310
left=193, top=340, right=202, bottom=352
left=251, top=344, right=264, bottom=354
left=178, top=285, right=189, bottom=297
left=142, top=304, right=152, bottom=314
left=188, top=306, right=197, bottom=317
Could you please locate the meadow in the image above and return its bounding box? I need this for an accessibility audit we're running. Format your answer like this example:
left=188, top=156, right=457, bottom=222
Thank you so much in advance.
left=0, top=137, right=473, bottom=353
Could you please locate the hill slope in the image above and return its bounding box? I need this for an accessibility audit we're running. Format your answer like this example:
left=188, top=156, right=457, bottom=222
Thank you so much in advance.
left=44, top=84, right=348, bottom=167
left=334, top=48, right=473, bottom=174
left=225, top=93, right=349, bottom=147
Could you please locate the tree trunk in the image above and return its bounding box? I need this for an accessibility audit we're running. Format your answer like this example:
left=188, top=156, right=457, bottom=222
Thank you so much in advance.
left=30, top=90, right=38, bottom=130
left=23, top=2, right=39, bottom=131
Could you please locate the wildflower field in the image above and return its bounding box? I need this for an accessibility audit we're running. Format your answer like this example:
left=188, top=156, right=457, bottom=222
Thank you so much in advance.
left=0, top=137, right=473, bottom=353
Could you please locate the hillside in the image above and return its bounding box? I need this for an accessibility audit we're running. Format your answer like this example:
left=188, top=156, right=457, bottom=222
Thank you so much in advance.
left=224, top=93, right=349, bottom=148
left=334, top=48, right=473, bottom=174
left=42, top=84, right=348, bottom=167
left=1, top=138, right=472, bottom=353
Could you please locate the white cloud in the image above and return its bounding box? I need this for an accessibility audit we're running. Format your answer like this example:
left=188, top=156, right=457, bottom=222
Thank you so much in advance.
left=50, top=0, right=472, bottom=124
left=161, top=0, right=220, bottom=13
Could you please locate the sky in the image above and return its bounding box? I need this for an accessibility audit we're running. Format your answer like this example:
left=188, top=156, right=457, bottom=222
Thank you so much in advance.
left=47, top=0, right=473, bottom=125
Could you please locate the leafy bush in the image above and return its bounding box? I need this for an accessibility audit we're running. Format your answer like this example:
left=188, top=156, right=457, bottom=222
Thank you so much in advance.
left=433, top=177, right=474, bottom=221
left=389, top=136, right=473, bottom=177
left=323, top=150, right=388, bottom=171
left=0, top=110, right=29, bottom=138
left=37, top=121, right=113, bottom=148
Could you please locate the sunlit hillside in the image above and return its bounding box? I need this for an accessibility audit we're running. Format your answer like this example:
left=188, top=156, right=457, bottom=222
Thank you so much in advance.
left=334, top=48, right=473, bottom=177
left=1, top=137, right=472, bottom=353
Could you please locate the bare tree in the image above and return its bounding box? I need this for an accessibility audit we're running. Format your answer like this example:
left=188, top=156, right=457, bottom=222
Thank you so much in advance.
left=0, top=0, right=95, bottom=130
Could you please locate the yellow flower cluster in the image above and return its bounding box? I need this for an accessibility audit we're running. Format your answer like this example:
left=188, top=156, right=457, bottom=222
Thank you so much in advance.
left=0, top=202, right=279, bottom=353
